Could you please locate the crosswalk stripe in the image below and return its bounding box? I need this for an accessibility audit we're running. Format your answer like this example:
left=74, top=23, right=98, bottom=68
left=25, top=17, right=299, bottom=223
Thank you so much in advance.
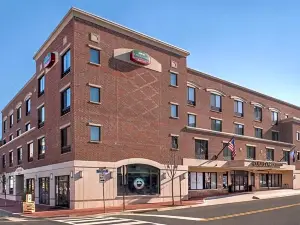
left=72, top=218, right=133, bottom=225
left=54, top=217, right=116, bottom=223
left=109, top=221, right=149, bottom=225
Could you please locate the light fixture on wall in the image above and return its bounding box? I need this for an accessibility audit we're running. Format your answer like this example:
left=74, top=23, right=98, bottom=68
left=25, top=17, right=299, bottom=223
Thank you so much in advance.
left=161, top=173, right=166, bottom=179
left=50, top=173, right=53, bottom=180
left=79, top=171, right=83, bottom=178
left=70, top=171, right=73, bottom=178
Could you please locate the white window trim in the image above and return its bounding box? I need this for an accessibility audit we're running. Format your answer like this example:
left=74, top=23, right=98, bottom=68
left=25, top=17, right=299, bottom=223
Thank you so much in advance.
left=187, top=81, right=201, bottom=89
left=8, top=109, right=14, bottom=116
left=36, top=103, right=45, bottom=109
left=37, top=135, right=45, bottom=140
left=205, top=88, right=226, bottom=97
left=272, top=130, right=279, bottom=133
left=230, top=96, right=247, bottom=103
left=234, top=122, right=244, bottom=125
left=254, top=126, right=263, bottom=129
left=36, top=71, right=45, bottom=80
left=246, top=144, right=256, bottom=147
left=24, top=92, right=32, bottom=102
left=88, top=122, right=102, bottom=127
left=59, top=83, right=71, bottom=92
left=269, top=107, right=280, bottom=113
left=15, top=102, right=22, bottom=109
left=169, top=102, right=179, bottom=105
left=169, top=70, right=179, bottom=75
left=194, top=137, right=209, bottom=141
left=250, top=101, right=264, bottom=108
left=210, top=117, right=223, bottom=121
left=87, top=44, right=102, bottom=51
left=60, top=122, right=71, bottom=130
left=266, top=146, right=275, bottom=150
left=187, top=112, right=197, bottom=116
left=283, top=148, right=290, bottom=152
left=27, top=140, right=34, bottom=144
left=60, top=43, right=71, bottom=56
left=3, top=116, right=7, bottom=121
left=17, top=145, right=22, bottom=149
left=88, top=83, right=102, bottom=88
left=170, top=134, right=179, bottom=137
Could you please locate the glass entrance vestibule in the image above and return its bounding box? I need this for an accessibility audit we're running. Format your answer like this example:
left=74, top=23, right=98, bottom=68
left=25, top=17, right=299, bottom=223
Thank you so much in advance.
left=230, top=170, right=249, bottom=192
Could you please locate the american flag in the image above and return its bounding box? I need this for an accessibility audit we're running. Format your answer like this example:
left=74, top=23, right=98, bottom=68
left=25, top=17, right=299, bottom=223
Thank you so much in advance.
left=228, top=138, right=236, bottom=157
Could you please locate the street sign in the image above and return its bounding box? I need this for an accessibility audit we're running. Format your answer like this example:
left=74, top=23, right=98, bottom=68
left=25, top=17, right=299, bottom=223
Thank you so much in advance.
left=99, top=174, right=105, bottom=183
left=96, top=168, right=109, bottom=174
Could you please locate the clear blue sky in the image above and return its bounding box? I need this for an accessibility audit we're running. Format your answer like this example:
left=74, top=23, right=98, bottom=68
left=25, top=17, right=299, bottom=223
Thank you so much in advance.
left=1, top=0, right=300, bottom=118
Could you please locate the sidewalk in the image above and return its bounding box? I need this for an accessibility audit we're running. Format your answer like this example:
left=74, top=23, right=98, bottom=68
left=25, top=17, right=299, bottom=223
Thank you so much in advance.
left=203, top=189, right=300, bottom=206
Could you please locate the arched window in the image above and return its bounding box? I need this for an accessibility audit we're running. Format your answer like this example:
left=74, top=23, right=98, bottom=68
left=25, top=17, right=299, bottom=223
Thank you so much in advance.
left=117, top=164, right=160, bottom=196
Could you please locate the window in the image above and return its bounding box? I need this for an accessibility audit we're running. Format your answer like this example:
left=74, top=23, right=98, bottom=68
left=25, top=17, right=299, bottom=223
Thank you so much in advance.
left=211, top=119, right=222, bottom=132
left=90, top=48, right=100, bottom=64
left=38, top=105, right=45, bottom=128
left=17, top=147, right=22, bottom=165
left=25, top=123, right=31, bottom=131
left=17, top=107, right=21, bottom=122
left=3, top=139, right=6, bottom=145
left=171, top=136, right=179, bottom=149
left=247, top=146, right=256, bottom=160
left=17, top=129, right=21, bottom=137
left=195, top=139, right=208, bottom=159
left=255, top=128, right=263, bottom=138
left=62, top=49, right=71, bottom=76
left=26, top=98, right=31, bottom=116
left=234, top=100, right=244, bottom=117
left=38, top=75, right=45, bottom=97
left=234, top=123, right=244, bottom=135
left=9, top=114, right=13, bottom=128
left=297, top=152, right=300, bottom=161
left=61, top=126, right=71, bottom=154
left=3, top=120, right=7, bottom=133
left=9, top=176, right=13, bottom=195
left=9, top=151, right=13, bottom=167
left=170, top=73, right=177, bottom=86
left=223, top=143, right=233, bottom=161
left=297, top=132, right=300, bottom=141
left=188, top=114, right=196, bottom=127
left=2, top=154, right=6, bottom=168
left=189, top=172, right=217, bottom=190
left=210, top=94, right=222, bottom=112
left=266, top=148, right=274, bottom=161
left=283, top=150, right=290, bottom=164
left=90, top=87, right=100, bottom=103
left=187, top=87, right=196, bottom=106
left=61, top=88, right=71, bottom=115
left=272, top=131, right=279, bottom=141
left=9, top=134, right=13, bottom=141
left=170, top=104, right=178, bottom=118
left=90, top=125, right=101, bottom=142
left=38, top=137, right=46, bottom=160
left=271, top=111, right=278, bottom=125
left=260, top=174, right=282, bottom=188
left=254, top=106, right=262, bottom=121
left=28, top=142, right=33, bottom=162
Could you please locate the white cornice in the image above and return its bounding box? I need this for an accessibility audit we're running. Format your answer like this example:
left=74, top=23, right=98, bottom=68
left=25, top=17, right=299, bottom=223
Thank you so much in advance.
left=230, top=96, right=247, bottom=103
left=205, top=88, right=226, bottom=97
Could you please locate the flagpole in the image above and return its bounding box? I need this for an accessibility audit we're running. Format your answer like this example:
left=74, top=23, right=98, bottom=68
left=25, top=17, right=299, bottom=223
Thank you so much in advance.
left=214, top=136, right=235, bottom=160
left=278, top=145, right=296, bottom=162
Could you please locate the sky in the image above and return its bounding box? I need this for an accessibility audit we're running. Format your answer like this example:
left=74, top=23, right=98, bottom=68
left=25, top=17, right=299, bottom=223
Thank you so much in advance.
left=0, top=0, right=300, bottom=122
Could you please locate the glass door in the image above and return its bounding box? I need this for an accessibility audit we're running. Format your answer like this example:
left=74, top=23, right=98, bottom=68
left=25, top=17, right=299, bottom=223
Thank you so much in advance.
left=55, top=176, right=70, bottom=208
left=231, top=171, right=248, bottom=192
left=26, top=178, right=35, bottom=201
left=39, top=177, right=50, bottom=205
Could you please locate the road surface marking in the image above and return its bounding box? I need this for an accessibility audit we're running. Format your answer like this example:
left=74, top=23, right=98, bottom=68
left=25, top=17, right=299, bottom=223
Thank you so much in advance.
left=121, top=213, right=206, bottom=221
left=205, top=202, right=300, bottom=221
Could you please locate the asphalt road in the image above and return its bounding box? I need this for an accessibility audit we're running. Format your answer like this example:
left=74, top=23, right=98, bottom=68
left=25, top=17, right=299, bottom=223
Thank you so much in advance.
left=1, top=195, right=300, bottom=225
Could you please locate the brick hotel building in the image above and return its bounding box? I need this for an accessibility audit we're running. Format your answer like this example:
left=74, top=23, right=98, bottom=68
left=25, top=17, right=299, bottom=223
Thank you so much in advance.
left=1, top=8, right=300, bottom=209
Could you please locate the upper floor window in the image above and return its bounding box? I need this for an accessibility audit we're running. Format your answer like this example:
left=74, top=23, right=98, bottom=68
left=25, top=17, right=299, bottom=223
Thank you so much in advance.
left=90, top=125, right=101, bottom=142
left=38, top=75, right=45, bottom=97
left=170, top=73, right=178, bottom=87
left=195, top=139, right=208, bottom=159
left=171, top=135, right=179, bottom=150
left=254, top=106, right=262, bottom=121
left=90, top=86, right=101, bottom=103
left=283, top=150, right=290, bottom=164
left=38, top=105, right=45, bottom=128
left=271, top=111, right=278, bottom=125
left=38, top=137, right=46, bottom=160
left=17, top=129, right=21, bottom=137
left=61, top=88, right=71, bottom=115
left=2, top=139, right=6, bottom=145
left=297, top=132, right=300, bottom=141
left=170, top=104, right=179, bottom=118
left=25, top=98, right=31, bottom=116
left=9, top=134, right=13, bottom=141
left=2, top=154, right=6, bottom=168
left=9, top=151, right=13, bottom=167
left=211, top=119, right=222, bottom=132
left=272, top=131, right=279, bottom=141
left=25, top=123, right=31, bottom=132
left=187, top=87, right=196, bottom=106
left=61, top=125, right=71, bottom=154
left=3, top=120, right=7, bottom=133
left=62, top=49, right=71, bottom=76
left=255, top=127, right=263, bottom=138
left=210, top=94, right=222, bottom=112
left=28, top=142, right=33, bottom=162
left=17, top=147, right=22, bottom=165
left=246, top=146, right=256, bottom=160
left=188, top=114, right=196, bottom=127
left=266, top=148, right=274, bottom=161
left=234, top=123, right=244, bottom=135
left=90, top=48, right=100, bottom=65
left=223, top=143, right=233, bottom=161
left=234, top=100, right=244, bottom=117
left=9, top=114, right=13, bottom=128
left=17, top=107, right=21, bottom=122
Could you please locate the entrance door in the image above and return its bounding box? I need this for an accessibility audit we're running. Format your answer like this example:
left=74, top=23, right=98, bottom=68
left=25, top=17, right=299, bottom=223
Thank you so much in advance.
left=26, top=178, right=35, bottom=200
left=39, top=177, right=50, bottom=205
left=231, top=171, right=248, bottom=192
left=55, top=176, right=70, bottom=208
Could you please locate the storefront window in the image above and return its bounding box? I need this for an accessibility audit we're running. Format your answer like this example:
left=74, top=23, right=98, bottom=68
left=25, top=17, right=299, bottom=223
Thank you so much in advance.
left=117, top=164, right=160, bottom=196
left=260, top=174, right=282, bottom=188
left=223, top=172, right=228, bottom=189
left=188, top=172, right=217, bottom=190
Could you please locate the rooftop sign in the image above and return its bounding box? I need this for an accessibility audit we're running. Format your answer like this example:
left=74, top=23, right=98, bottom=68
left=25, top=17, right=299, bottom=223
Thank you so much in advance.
left=43, top=52, right=56, bottom=69
left=130, top=50, right=151, bottom=65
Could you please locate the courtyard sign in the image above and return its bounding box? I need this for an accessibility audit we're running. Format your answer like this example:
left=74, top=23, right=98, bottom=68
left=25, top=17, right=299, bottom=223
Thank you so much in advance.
left=130, top=50, right=151, bottom=65
left=251, top=161, right=282, bottom=168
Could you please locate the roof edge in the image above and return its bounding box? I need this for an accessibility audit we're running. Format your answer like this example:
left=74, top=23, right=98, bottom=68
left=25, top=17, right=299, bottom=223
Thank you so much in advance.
left=33, top=7, right=190, bottom=61
left=187, top=67, right=300, bottom=111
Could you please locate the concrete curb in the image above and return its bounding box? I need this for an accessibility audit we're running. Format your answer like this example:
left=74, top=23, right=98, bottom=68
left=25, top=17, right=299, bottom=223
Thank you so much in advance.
left=252, top=193, right=300, bottom=200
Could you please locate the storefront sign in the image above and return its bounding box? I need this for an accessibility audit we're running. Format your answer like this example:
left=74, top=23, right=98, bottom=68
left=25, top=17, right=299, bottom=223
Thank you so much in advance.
left=43, top=52, right=56, bottom=68
left=23, top=202, right=35, bottom=214
left=133, top=178, right=145, bottom=190
left=130, top=50, right=151, bottom=65
left=251, top=161, right=281, bottom=168
left=26, top=194, right=32, bottom=203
